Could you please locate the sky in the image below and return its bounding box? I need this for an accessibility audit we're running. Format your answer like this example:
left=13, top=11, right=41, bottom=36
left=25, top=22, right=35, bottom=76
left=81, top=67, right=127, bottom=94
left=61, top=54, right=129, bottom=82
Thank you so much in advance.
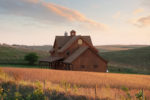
left=0, top=0, right=150, bottom=45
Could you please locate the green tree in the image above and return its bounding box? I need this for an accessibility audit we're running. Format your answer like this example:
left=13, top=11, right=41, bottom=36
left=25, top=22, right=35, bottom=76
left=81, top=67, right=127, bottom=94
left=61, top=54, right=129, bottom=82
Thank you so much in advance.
left=24, top=53, right=38, bottom=65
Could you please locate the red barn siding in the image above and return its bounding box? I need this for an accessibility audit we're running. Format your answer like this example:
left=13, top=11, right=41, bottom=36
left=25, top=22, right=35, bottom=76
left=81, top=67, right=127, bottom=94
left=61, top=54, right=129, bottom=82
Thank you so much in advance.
left=72, top=49, right=107, bottom=72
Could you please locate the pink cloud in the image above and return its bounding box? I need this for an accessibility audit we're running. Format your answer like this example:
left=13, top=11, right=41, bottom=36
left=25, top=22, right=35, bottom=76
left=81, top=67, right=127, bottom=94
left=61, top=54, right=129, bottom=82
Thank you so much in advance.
left=0, top=0, right=108, bottom=30
left=133, top=8, right=144, bottom=15
left=42, top=2, right=108, bottom=30
left=133, top=15, right=150, bottom=27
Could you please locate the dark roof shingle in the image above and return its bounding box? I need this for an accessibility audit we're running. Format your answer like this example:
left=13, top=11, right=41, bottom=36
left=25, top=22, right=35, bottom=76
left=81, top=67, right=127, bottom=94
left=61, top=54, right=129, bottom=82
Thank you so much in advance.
left=64, top=46, right=88, bottom=63
left=55, top=36, right=92, bottom=51
left=39, top=56, right=63, bottom=62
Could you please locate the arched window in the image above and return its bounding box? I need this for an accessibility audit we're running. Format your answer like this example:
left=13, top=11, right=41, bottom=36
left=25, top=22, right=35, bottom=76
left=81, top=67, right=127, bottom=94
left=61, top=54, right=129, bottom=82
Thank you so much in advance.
left=78, top=39, right=83, bottom=45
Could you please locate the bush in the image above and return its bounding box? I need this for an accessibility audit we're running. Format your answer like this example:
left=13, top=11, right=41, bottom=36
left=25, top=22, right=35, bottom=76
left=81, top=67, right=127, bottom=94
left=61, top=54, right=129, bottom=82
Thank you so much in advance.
left=27, top=82, right=46, bottom=100
left=24, top=53, right=38, bottom=65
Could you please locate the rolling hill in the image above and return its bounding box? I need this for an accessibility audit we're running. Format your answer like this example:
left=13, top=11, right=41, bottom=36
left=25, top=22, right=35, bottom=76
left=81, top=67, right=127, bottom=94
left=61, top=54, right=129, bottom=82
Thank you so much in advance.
left=11, top=44, right=52, bottom=52
left=100, top=46, right=150, bottom=74
left=96, top=45, right=148, bottom=52
left=0, top=44, right=150, bottom=74
left=11, top=44, right=149, bottom=52
left=0, top=44, right=49, bottom=64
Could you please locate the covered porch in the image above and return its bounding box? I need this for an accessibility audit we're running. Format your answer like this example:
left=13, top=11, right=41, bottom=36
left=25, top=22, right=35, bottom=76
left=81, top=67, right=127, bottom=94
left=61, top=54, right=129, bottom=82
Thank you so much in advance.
left=39, top=56, right=72, bottom=70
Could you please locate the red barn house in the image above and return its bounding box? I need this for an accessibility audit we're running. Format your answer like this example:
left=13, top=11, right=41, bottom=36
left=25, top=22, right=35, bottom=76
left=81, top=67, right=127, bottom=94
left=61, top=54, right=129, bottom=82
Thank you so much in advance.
left=39, top=30, right=108, bottom=72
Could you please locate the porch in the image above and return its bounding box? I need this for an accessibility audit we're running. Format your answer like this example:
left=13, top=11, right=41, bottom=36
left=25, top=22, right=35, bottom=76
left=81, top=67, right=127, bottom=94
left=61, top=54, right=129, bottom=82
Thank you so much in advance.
left=39, top=56, right=72, bottom=70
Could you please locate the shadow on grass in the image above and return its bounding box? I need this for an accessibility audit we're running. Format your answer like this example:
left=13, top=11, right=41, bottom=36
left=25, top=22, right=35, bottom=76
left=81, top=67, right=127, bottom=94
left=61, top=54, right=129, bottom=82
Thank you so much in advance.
left=0, top=80, right=103, bottom=100
left=0, top=64, right=42, bottom=68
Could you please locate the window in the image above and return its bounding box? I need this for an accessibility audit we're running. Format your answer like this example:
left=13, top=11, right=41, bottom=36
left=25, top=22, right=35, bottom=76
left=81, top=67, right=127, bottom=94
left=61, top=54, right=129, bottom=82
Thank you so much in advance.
left=58, top=46, right=61, bottom=49
left=66, top=51, right=70, bottom=55
left=81, top=65, right=85, bottom=68
left=78, top=39, right=83, bottom=45
left=94, top=65, right=98, bottom=68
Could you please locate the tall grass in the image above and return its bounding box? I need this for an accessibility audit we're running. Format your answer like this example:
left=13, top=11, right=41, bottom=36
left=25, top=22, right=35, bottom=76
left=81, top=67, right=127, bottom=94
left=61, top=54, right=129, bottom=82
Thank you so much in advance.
left=0, top=67, right=150, bottom=99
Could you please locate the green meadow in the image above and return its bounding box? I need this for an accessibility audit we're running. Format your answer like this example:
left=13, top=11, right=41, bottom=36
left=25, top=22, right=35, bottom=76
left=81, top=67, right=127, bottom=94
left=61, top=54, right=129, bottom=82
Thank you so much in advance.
left=0, top=44, right=150, bottom=74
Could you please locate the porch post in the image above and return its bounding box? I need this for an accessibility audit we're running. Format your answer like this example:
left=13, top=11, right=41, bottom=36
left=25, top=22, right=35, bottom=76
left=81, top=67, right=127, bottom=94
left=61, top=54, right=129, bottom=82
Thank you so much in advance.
left=48, top=62, right=50, bottom=69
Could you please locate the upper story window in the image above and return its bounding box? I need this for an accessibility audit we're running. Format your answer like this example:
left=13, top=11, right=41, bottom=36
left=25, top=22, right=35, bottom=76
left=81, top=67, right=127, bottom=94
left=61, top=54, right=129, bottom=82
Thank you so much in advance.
left=78, top=39, right=83, bottom=45
left=58, top=46, right=61, bottom=49
left=66, top=51, right=70, bottom=56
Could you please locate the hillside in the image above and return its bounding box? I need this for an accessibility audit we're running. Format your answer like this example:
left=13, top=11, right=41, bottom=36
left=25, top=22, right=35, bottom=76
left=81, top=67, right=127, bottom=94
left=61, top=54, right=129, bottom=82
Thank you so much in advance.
left=0, top=44, right=150, bottom=74
left=100, top=46, right=150, bottom=74
left=12, top=44, right=52, bottom=52
left=0, top=45, right=49, bottom=64
left=96, top=45, right=148, bottom=52
left=11, top=44, right=148, bottom=52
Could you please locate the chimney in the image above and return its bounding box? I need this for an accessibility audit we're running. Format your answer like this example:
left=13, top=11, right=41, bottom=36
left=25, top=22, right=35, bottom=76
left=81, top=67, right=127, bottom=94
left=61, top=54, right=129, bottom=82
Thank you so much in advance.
left=64, top=31, right=68, bottom=36
left=70, top=30, right=76, bottom=36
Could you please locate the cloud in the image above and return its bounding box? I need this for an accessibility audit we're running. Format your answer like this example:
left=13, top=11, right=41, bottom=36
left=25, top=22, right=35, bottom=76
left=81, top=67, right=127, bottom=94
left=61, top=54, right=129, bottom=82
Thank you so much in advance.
left=0, top=0, right=108, bottom=30
left=142, top=0, right=150, bottom=8
left=130, top=15, right=150, bottom=27
left=112, top=12, right=121, bottom=19
left=129, top=0, right=150, bottom=27
left=136, top=16, right=150, bottom=27
left=133, top=8, right=144, bottom=15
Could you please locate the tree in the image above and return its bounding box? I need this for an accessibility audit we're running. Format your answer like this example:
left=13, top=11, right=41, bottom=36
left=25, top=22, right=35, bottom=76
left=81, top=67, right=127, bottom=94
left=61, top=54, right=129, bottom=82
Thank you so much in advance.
left=24, top=53, right=38, bottom=65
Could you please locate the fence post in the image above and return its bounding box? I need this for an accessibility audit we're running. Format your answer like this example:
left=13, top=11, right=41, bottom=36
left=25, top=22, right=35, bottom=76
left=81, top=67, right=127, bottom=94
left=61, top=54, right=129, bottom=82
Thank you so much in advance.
left=142, top=88, right=144, bottom=100
left=43, top=80, right=46, bottom=93
left=5, top=73, right=6, bottom=82
left=95, top=84, right=97, bottom=100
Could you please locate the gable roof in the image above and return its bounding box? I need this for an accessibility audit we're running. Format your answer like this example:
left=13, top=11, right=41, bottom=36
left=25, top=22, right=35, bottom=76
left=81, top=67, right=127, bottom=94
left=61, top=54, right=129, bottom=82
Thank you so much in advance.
left=64, top=46, right=107, bottom=64
left=55, top=36, right=71, bottom=48
left=64, top=46, right=88, bottom=63
left=58, top=36, right=79, bottom=52
left=54, top=36, right=92, bottom=50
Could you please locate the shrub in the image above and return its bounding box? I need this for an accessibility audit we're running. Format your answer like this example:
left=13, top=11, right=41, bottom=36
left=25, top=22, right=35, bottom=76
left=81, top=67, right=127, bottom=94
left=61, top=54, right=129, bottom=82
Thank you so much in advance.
left=73, top=84, right=78, bottom=93
left=121, top=86, right=131, bottom=100
left=135, top=89, right=146, bottom=100
left=60, top=81, right=71, bottom=92
left=14, top=92, right=22, bottom=100
left=0, top=86, right=7, bottom=100
left=28, top=82, right=46, bottom=100
left=24, top=53, right=38, bottom=65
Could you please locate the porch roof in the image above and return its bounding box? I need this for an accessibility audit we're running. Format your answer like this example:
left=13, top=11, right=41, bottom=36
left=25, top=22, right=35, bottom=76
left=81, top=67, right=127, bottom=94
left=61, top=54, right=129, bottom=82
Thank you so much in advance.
left=39, top=56, right=63, bottom=63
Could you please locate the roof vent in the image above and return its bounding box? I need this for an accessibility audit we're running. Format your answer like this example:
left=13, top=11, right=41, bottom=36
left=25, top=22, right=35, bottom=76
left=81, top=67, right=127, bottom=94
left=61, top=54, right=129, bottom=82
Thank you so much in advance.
left=70, top=30, right=76, bottom=36
left=64, top=31, right=68, bottom=36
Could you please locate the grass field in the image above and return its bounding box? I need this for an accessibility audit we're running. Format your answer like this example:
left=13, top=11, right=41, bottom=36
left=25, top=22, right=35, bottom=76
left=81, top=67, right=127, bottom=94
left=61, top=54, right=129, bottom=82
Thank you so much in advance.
left=0, top=45, right=49, bottom=64
left=0, top=64, right=41, bottom=68
left=96, top=45, right=148, bottom=52
left=0, top=67, right=150, bottom=100
left=0, top=44, right=150, bottom=75
left=101, top=46, right=150, bottom=74
left=12, top=44, right=52, bottom=52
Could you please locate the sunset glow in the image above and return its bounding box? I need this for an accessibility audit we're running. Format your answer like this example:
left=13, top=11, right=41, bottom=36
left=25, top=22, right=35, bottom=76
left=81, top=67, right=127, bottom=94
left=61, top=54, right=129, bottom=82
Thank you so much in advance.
left=0, top=0, right=150, bottom=45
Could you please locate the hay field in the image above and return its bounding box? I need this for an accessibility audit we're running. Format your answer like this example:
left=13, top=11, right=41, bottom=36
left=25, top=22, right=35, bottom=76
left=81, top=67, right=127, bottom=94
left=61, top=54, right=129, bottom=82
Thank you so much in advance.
left=1, top=67, right=150, bottom=99
left=1, top=67, right=150, bottom=89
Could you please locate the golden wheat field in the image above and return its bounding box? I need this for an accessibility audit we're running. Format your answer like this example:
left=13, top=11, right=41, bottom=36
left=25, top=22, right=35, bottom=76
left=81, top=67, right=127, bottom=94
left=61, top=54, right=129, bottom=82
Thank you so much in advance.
left=1, top=67, right=150, bottom=100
